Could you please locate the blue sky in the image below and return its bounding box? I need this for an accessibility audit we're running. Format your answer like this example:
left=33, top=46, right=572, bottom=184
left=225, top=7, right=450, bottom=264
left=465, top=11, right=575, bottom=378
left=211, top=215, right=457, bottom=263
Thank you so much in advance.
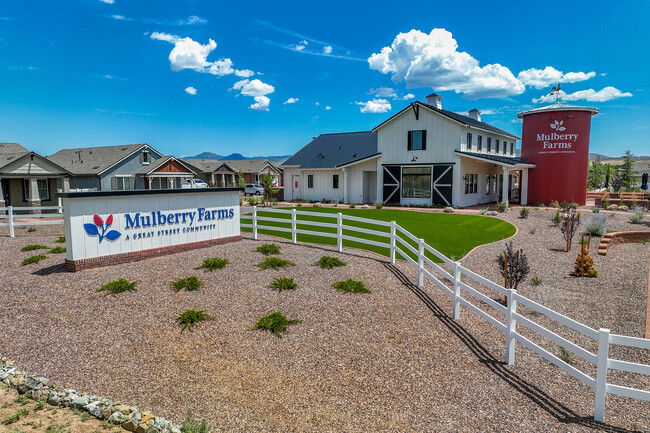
left=1, top=0, right=648, bottom=158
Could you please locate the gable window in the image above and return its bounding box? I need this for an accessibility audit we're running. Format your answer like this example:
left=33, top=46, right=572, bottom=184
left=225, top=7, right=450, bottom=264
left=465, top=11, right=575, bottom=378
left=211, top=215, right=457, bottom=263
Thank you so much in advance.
left=140, top=151, right=150, bottom=165
left=487, top=137, right=492, bottom=153
left=467, top=133, right=473, bottom=151
left=112, top=176, right=133, bottom=191
left=477, top=135, right=483, bottom=152
left=23, top=179, right=50, bottom=201
left=495, top=139, right=500, bottom=154
left=307, top=174, right=314, bottom=189
left=407, top=130, right=426, bottom=151
left=510, top=142, right=514, bottom=155
left=332, top=174, right=339, bottom=189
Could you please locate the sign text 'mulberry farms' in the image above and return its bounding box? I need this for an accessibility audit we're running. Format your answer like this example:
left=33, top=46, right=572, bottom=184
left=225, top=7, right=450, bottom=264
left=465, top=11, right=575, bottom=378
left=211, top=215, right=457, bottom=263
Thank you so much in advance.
left=125, top=207, right=235, bottom=229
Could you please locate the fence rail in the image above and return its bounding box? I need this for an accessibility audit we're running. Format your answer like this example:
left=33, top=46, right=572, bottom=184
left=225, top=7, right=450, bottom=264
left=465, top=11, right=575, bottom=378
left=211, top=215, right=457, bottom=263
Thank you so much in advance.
left=241, top=206, right=650, bottom=422
left=0, top=206, right=64, bottom=237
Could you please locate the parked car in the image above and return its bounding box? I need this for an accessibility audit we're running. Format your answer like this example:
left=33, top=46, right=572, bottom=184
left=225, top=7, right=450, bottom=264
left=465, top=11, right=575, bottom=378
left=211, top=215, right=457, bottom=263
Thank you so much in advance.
left=245, top=184, right=264, bottom=196
left=181, top=178, right=209, bottom=189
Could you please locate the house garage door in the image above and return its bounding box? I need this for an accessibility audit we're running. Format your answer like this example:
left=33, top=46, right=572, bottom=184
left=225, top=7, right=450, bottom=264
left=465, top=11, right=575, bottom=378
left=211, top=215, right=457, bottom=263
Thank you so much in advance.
left=432, top=165, right=453, bottom=206
left=382, top=166, right=401, bottom=203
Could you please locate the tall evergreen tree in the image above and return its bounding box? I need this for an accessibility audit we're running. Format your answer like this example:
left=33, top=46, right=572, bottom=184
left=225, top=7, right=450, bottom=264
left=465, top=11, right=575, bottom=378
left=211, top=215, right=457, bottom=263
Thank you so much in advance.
left=618, top=150, right=635, bottom=191
left=587, top=155, right=606, bottom=189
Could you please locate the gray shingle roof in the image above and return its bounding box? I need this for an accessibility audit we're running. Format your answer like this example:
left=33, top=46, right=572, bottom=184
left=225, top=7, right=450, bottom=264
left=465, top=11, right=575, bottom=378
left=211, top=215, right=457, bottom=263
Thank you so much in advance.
left=220, top=158, right=279, bottom=174
left=180, top=158, right=233, bottom=174
left=0, top=143, right=30, bottom=170
left=47, top=144, right=156, bottom=175
left=282, top=131, right=378, bottom=169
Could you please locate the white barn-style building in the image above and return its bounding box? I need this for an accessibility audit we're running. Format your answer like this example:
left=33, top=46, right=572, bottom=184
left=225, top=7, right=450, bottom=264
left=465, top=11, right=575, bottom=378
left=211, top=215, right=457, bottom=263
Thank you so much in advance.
left=283, top=94, right=535, bottom=207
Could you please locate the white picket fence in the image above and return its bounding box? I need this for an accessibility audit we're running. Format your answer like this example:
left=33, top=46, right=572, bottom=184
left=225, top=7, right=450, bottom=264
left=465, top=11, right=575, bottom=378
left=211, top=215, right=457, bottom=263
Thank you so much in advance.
left=241, top=206, right=650, bottom=422
left=0, top=206, right=64, bottom=237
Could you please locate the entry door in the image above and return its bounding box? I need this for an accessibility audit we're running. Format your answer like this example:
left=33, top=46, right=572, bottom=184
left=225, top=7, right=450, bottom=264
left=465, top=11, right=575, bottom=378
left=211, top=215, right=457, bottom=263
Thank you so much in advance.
left=292, top=175, right=299, bottom=200
left=382, top=166, right=400, bottom=203
left=363, top=171, right=377, bottom=203
left=432, top=165, right=453, bottom=206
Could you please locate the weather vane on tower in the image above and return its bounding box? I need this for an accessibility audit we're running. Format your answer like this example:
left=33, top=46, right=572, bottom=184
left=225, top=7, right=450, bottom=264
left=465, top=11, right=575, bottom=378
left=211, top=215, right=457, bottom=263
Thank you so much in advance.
left=550, top=83, right=562, bottom=103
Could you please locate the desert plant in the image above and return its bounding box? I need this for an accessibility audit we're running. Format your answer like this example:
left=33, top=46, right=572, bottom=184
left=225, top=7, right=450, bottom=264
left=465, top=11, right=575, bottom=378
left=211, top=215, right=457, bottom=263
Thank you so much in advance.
left=349, top=203, right=356, bottom=208
left=97, top=278, right=137, bottom=296
left=176, top=309, right=214, bottom=333
left=172, top=276, right=203, bottom=291
left=250, top=311, right=302, bottom=338
left=572, top=236, right=598, bottom=277
left=531, top=276, right=542, bottom=286
left=268, top=277, right=298, bottom=292
left=315, top=256, right=346, bottom=269
left=559, top=347, right=574, bottom=365
left=45, top=424, right=70, bottom=433
left=49, top=246, right=66, bottom=254
left=585, top=213, right=607, bottom=236
left=332, top=201, right=339, bottom=207
left=2, top=408, right=29, bottom=424
left=54, top=236, right=66, bottom=243
left=551, top=210, right=562, bottom=226
left=196, top=257, right=229, bottom=272
left=497, top=241, right=530, bottom=290
left=630, top=207, right=645, bottom=224
left=332, top=278, right=371, bottom=294
left=14, top=395, right=29, bottom=405
left=34, top=400, right=45, bottom=410
left=27, top=227, right=36, bottom=232
left=496, top=202, right=508, bottom=212
left=21, top=244, right=49, bottom=251
left=529, top=228, right=536, bottom=234
left=478, top=207, right=488, bottom=215
left=560, top=208, right=581, bottom=251
left=256, top=256, right=295, bottom=270
left=254, top=243, right=281, bottom=255
left=375, top=202, right=384, bottom=209
left=549, top=200, right=560, bottom=208
left=22, top=254, right=48, bottom=265
left=519, top=207, right=530, bottom=218
left=181, top=410, right=211, bottom=433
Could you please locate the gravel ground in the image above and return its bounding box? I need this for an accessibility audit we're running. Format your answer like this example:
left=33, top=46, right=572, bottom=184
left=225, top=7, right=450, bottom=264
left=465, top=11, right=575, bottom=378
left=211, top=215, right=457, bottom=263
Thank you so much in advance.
left=0, top=214, right=648, bottom=433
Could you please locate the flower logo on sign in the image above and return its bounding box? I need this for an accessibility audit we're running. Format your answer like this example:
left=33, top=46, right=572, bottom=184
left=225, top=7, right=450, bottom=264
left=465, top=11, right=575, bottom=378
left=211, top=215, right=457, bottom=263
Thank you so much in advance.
left=550, top=120, right=566, bottom=131
left=84, top=214, right=121, bottom=243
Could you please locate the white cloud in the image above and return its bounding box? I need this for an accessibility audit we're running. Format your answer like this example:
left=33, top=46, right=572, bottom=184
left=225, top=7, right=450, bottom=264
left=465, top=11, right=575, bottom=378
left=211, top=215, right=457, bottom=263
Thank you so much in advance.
left=314, top=102, right=320, bottom=106
left=368, top=28, right=525, bottom=99
left=518, top=66, right=596, bottom=89
left=180, top=15, right=207, bottom=25
left=109, top=14, right=207, bottom=26
left=184, top=86, right=197, bottom=95
left=402, top=93, right=415, bottom=100
left=323, top=45, right=332, bottom=54
left=99, top=0, right=114, bottom=3
left=325, top=106, right=331, bottom=110
left=234, top=69, right=255, bottom=78
left=250, top=96, right=271, bottom=111
left=232, top=79, right=275, bottom=111
left=284, top=98, right=299, bottom=104
left=532, top=86, right=632, bottom=103
left=356, top=98, right=391, bottom=113
left=369, top=87, right=397, bottom=98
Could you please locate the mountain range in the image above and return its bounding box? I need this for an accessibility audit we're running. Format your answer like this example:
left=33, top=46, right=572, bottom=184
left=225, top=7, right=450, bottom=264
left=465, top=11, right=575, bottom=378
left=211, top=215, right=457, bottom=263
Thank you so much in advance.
left=188, top=152, right=290, bottom=164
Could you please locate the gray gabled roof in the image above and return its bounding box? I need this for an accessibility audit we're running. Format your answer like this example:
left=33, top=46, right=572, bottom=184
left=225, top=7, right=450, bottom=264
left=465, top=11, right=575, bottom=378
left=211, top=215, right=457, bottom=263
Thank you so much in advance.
left=220, top=158, right=280, bottom=174
left=282, top=131, right=378, bottom=169
left=0, top=143, right=31, bottom=170
left=180, top=158, right=234, bottom=174
left=47, top=144, right=161, bottom=176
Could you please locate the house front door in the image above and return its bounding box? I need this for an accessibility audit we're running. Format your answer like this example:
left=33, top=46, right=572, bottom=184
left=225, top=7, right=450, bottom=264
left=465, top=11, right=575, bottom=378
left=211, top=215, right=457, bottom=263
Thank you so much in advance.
left=292, top=175, right=299, bottom=200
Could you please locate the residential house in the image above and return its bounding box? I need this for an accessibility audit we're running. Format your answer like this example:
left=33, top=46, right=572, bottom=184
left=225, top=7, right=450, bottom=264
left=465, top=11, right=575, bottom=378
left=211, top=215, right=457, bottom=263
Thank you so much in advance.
left=180, top=159, right=237, bottom=187
left=221, top=159, right=282, bottom=186
left=138, top=156, right=197, bottom=189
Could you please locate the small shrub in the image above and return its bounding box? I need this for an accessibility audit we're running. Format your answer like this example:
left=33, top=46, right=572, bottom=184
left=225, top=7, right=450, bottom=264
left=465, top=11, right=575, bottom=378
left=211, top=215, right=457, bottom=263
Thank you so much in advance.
left=268, top=277, right=298, bottom=292
left=34, top=400, right=45, bottom=410
left=551, top=210, right=562, bottom=226
left=54, top=236, right=66, bottom=243
left=27, top=227, right=36, bottom=232
left=315, top=256, right=346, bottom=269
left=2, top=408, right=29, bottom=424
left=375, top=202, right=383, bottom=209
left=529, top=228, right=536, bottom=234
left=22, top=254, right=48, bottom=265
left=45, top=424, right=69, bottom=433
left=250, top=311, right=302, bottom=338
left=172, top=276, right=202, bottom=292
left=332, top=201, right=339, bottom=207
left=585, top=214, right=607, bottom=236
left=592, top=208, right=600, bottom=213
left=49, top=246, right=66, bottom=254
left=549, top=200, right=560, bottom=208
left=629, top=207, right=645, bottom=224
left=21, top=244, right=49, bottom=251
left=497, top=241, right=530, bottom=290
left=519, top=207, right=530, bottom=218
left=247, top=197, right=259, bottom=206
left=181, top=410, right=211, bottom=433
left=496, top=202, right=508, bottom=212
left=79, top=411, right=91, bottom=422
left=176, top=309, right=214, bottom=333
left=535, top=202, right=545, bottom=208
left=256, top=256, right=295, bottom=270
left=296, top=203, right=302, bottom=207
left=332, top=278, right=371, bottom=294
left=14, top=395, right=29, bottom=405
left=478, top=207, right=488, bottom=215
left=349, top=203, right=356, bottom=208
left=254, top=243, right=281, bottom=255
left=527, top=308, right=542, bottom=317
left=559, top=347, right=574, bottom=365
left=97, top=278, right=137, bottom=296
left=531, top=276, right=542, bottom=286
left=196, top=257, right=229, bottom=271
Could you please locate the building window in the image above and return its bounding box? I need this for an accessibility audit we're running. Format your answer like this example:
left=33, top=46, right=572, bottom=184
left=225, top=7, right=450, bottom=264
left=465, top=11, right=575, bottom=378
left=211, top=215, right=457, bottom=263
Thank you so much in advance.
left=112, top=176, right=133, bottom=191
left=487, top=137, right=492, bottom=153
left=503, top=142, right=507, bottom=155
left=486, top=175, right=491, bottom=194
left=495, top=140, right=500, bottom=154
left=307, top=174, right=314, bottom=189
left=401, top=167, right=431, bottom=198
left=477, top=135, right=483, bottom=152
left=140, top=151, right=150, bottom=165
left=510, top=142, right=514, bottom=155
left=23, top=179, right=50, bottom=201
left=493, top=174, right=498, bottom=194
left=464, top=174, right=478, bottom=194
left=332, top=174, right=339, bottom=189
left=407, top=130, right=426, bottom=151
left=467, top=133, right=473, bottom=151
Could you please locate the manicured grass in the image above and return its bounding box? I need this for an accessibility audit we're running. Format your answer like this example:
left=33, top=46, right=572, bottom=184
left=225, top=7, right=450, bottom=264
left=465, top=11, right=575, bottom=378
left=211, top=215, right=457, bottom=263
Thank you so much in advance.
left=242, top=207, right=515, bottom=262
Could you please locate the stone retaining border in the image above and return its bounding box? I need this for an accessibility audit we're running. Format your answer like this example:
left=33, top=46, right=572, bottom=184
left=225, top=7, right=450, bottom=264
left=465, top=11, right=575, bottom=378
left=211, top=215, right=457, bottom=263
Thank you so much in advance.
left=0, top=353, right=182, bottom=433
left=597, top=231, right=650, bottom=256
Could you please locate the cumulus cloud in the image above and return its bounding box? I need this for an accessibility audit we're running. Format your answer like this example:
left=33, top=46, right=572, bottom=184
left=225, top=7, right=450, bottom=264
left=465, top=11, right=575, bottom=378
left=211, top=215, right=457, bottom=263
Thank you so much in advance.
left=356, top=98, right=391, bottom=113
left=402, top=93, right=415, bottom=100
left=323, top=45, right=332, bottom=54
left=325, top=106, right=332, bottom=110
left=369, top=87, right=397, bottom=98
left=532, top=86, right=632, bottom=103
left=184, top=86, right=197, bottom=95
left=284, top=98, right=299, bottom=104
left=368, top=28, right=525, bottom=99
left=250, top=96, right=271, bottom=111
left=517, top=66, right=596, bottom=89
left=232, top=79, right=275, bottom=111
left=234, top=69, right=255, bottom=78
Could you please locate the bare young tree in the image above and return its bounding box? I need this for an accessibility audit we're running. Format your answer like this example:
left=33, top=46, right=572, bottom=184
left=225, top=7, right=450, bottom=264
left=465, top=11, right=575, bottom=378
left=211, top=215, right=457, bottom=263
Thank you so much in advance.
left=561, top=208, right=581, bottom=252
left=497, top=241, right=530, bottom=290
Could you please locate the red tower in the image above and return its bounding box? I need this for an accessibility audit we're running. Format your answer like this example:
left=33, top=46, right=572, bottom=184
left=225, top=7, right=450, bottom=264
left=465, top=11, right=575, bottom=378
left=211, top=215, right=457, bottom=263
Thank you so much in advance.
left=518, top=105, right=598, bottom=206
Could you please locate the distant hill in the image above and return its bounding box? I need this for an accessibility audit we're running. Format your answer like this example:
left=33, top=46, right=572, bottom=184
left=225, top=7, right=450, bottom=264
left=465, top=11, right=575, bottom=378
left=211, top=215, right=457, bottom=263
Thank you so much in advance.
left=188, top=152, right=290, bottom=164
left=589, top=153, right=650, bottom=161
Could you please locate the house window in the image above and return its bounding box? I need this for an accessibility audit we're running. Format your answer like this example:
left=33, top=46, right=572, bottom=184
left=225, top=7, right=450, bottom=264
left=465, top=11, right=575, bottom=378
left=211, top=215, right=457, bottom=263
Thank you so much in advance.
left=332, top=174, right=339, bottom=189
left=493, top=174, right=498, bottom=194
left=510, top=142, right=514, bottom=155
left=477, top=136, right=483, bottom=152
left=486, top=175, right=491, bottom=194
left=407, top=130, right=426, bottom=151
left=401, top=167, right=431, bottom=198
left=487, top=137, right=492, bottom=153
left=467, top=133, right=473, bottom=151
left=112, top=176, right=133, bottom=191
left=140, top=151, right=150, bottom=165
left=23, top=179, right=50, bottom=201
left=496, top=140, right=500, bottom=153
left=503, top=142, right=507, bottom=155
left=307, top=175, right=314, bottom=189
left=464, top=174, right=478, bottom=194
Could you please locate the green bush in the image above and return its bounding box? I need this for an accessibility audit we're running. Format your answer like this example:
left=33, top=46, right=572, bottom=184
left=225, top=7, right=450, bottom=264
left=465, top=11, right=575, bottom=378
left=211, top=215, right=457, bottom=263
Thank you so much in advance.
left=529, top=228, right=536, bottom=234
left=27, top=227, right=36, bottom=232
left=531, top=276, right=542, bottom=286
left=22, top=254, right=48, bottom=265
left=349, top=203, right=356, bottom=208
left=176, top=309, right=214, bottom=333
left=551, top=210, right=562, bottom=226
left=255, top=256, right=295, bottom=270
left=496, top=202, right=508, bottom=213
left=268, top=277, right=298, bottom=292
left=559, top=347, right=574, bottom=365
left=21, top=244, right=49, bottom=251
left=247, top=197, right=259, bottom=206
left=592, top=208, right=600, bottom=213
left=332, top=201, right=339, bottom=207
left=2, top=408, right=29, bottom=424
left=535, top=202, right=545, bottom=208
left=181, top=410, right=211, bottom=433
left=196, top=258, right=229, bottom=272
left=332, top=278, right=371, bottom=294
left=478, top=207, right=489, bottom=215
left=549, top=200, right=560, bottom=208
left=172, top=276, right=203, bottom=292
left=97, top=278, right=137, bottom=296
left=250, top=311, right=302, bottom=338
left=315, top=256, right=346, bottom=269
left=629, top=207, right=645, bottom=224
left=254, top=243, right=281, bottom=255
left=375, top=202, right=384, bottom=209
left=49, top=246, right=66, bottom=254
left=54, top=236, right=66, bottom=243
left=519, top=207, right=530, bottom=218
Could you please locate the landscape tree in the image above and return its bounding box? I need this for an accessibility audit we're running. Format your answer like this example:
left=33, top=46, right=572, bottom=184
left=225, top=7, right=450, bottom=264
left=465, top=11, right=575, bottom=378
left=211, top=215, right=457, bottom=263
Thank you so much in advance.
left=618, top=150, right=635, bottom=191
left=237, top=169, right=245, bottom=188
left=587, top=155, right=606, bottom=189
left=497, top=241, right=530, bottom=290
left=261, top=168, right=279, bottom=204
left=560, top=208, right=581, bottom=251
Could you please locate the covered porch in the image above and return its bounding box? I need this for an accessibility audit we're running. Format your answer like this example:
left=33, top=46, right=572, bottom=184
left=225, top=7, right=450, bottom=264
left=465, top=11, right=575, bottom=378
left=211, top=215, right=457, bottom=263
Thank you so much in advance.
left=139, top=156, right=196, bottom=189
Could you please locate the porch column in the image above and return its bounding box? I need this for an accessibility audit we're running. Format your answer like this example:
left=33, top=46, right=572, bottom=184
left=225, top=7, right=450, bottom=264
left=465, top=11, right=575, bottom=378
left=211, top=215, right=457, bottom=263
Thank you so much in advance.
left=502, top=167, right=509, bottom=206
left=0, top=178, right=5, bottom=213
left=28, top=178, right=41, bottom=214
left=342, top=168, right=348, bottom=203
left=221, top=173, right=225, bottom=187
left=520, top=169, right=528, bottom=205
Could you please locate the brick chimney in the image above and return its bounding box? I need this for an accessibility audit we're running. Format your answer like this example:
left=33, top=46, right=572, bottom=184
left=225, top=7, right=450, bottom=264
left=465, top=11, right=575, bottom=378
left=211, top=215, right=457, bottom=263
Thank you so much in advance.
left=468, top=108, right=481, bottom=122
left=426, top=92, right=442, bottom=109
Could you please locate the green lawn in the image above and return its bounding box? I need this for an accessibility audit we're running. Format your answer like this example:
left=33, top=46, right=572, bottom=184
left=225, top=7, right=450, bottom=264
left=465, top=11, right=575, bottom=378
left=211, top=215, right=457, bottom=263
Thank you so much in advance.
left=241, top=207, right=516, bottom=262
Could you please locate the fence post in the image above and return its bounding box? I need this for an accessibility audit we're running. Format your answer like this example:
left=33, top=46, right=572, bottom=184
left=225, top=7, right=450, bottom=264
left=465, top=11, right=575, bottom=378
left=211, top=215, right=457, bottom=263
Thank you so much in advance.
left=594, top=328, right=610, bottom=422
left=389, top=221, right=396, bottom=264
left=505, top=289, right=517, bottom=365
left=252, top=206, right=258, bottom=240
left=8, top=205, right=14, bottom=238
left=337, top=213, right=343, bottom=252
left=291, top=208, right=297, bottom=244
left=417, top=239, right=424, bottom=287
left=57, top=197, right=63, bottom=213
left=452, top=261, right=461, bottom=319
